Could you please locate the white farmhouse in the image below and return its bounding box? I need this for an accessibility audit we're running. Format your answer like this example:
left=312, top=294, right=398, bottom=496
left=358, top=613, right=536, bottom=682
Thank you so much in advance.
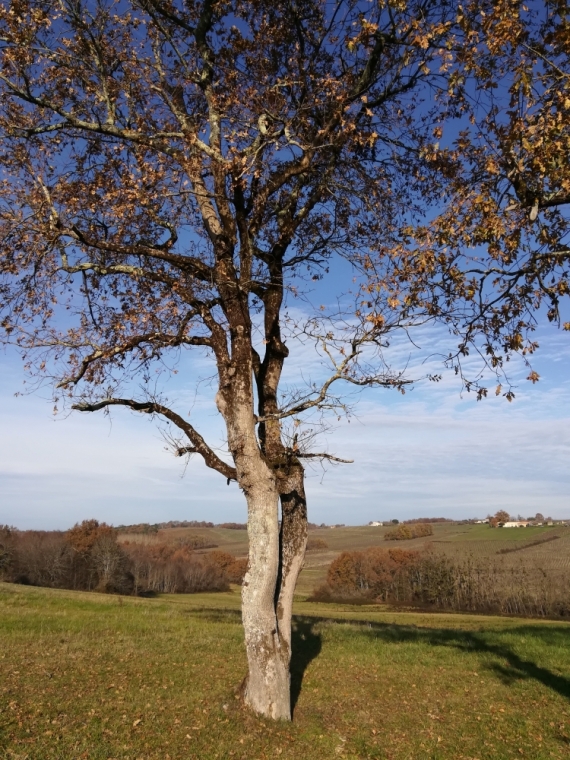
left=502, top=521, right=529, bottom=528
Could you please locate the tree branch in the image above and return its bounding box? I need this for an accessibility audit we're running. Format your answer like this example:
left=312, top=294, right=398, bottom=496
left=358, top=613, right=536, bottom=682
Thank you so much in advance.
left=57, top=325, right=211, bottom=388
left=296, top=452, right=354, bottom=464
left=72, top=397, right=237, bottom=481
left=58, top=227, right=214, bottom=282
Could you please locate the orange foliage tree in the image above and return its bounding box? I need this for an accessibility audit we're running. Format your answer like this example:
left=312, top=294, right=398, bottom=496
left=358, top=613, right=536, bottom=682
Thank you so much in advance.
left=324, top=546, right=422, bottom=600
left=0, top=0, right=568, bottom=719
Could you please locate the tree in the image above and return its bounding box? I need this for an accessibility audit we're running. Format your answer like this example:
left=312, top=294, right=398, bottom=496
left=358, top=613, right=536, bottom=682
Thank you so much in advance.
left=0, top=526, right=15, bottom=577
left=494, top=510, right=511, bottom=526
left=66, top=519, right=119, bottom=589
left=0, top=0, right=568, bottom=719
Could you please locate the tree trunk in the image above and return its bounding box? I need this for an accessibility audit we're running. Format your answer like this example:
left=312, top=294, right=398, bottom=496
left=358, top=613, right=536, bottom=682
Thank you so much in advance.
left=276, top=461, right=308, bottom=651
left=239, top=459, right=308, bottom=719
left=241, top=476, right=292, bottom=719
left=217, top=311, right=308, bottom=719
left=220, top=372, right=294, bottom=719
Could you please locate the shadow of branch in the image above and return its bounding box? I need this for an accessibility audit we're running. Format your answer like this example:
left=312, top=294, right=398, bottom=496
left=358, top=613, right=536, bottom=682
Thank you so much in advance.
left=358, top=620, right=570, bottom=701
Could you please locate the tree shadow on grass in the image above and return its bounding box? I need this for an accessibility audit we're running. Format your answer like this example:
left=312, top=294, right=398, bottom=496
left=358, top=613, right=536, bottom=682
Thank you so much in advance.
left=354, top=619, right=570, bottom=701
left=185, top=606, right=570, bottom=706
left=290, top=617, right=322, bottom=715
left=369, top=625, right=570, bottom=699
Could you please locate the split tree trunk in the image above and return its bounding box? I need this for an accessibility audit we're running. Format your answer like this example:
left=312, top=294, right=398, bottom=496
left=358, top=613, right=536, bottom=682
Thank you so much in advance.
left=241, top=476, right=291, bottom=719
left=239, top=456, right=307, bottom=720
left=214, top=258, right=308, bottom=719
left=275, top=462, right=308, bottom=651
left=217, top=363, right=306, bottom=718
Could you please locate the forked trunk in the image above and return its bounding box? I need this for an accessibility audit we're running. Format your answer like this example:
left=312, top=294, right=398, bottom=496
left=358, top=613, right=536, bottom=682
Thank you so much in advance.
left=218, top=301, right=308, bottom=719
left=240, top=460, right=308, bottom=720
left=241, top=480, right=291, bottom=719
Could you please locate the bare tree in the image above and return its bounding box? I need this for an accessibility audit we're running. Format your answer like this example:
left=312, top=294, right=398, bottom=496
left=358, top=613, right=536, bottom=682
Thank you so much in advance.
left=0, top=0, right=568, bottom=718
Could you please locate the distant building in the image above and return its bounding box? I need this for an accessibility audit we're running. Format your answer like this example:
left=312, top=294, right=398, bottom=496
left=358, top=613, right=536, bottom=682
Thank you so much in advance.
left=502, top=521, right=529, bottom=528
left=474, top=519, right=488, bottom=524
left=368, top=521, right=384, bottom=527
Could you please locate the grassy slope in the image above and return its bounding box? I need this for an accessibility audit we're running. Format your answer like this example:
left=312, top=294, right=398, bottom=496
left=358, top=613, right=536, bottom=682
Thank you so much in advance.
left=1, top=583, right=570, bottom=760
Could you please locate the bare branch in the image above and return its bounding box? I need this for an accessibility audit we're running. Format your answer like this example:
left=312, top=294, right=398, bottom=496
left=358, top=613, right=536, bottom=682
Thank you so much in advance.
left=72, top=397, right=237, bottom=481
left=57, top=325, right=211, bottom=388
left=296, top=452, right=354, bottom=464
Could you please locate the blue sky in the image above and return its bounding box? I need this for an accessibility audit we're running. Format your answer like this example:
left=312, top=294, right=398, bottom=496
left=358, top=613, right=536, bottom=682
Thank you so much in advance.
left=1, top=0, right=567, bottom=531
left=1, top=307, right=569, bottom=530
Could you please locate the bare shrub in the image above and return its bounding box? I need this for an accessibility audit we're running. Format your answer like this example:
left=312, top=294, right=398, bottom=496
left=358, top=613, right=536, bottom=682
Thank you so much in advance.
left=306, top=538, right=329, bottom=551
left=208, top=550, right=248, bottom=584
left=312, top=547, right=570, bottom=618
left=385, top=523, right=433, bottom=540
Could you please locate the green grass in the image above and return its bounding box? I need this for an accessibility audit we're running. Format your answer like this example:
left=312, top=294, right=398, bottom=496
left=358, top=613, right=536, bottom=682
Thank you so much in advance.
left=2, top=583, right=570, bottom=759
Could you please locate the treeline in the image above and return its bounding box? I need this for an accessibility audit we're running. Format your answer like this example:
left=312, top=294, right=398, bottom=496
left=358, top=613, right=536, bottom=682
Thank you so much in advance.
left=311, top=547, right=570, bottom=618
left=0, top=522, right=247, bottom=596
left=402, top=518, right=452, bottom=524
left=384, top=523, right=433, bottom=540
left=118, top=520, right=215, bottom=534
left=118, top=520, right=216, bottom=533
left=117, top=520, right=332, bottom=535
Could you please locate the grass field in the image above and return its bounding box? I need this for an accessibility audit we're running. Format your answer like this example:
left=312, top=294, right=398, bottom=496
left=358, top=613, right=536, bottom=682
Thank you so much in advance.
left=2, top=582, right=570, bottom=760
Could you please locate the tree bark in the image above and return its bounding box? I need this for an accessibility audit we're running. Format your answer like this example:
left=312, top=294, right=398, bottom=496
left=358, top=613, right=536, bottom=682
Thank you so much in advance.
left=222, top=389, right=307, bottom=719
left=215, top=334, right=294, bottom=718
left=241, top=477, right=292, bottom=719
left=240, top=460, right=307, bottom=720
left=276, top=461, right=308, bottom=651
